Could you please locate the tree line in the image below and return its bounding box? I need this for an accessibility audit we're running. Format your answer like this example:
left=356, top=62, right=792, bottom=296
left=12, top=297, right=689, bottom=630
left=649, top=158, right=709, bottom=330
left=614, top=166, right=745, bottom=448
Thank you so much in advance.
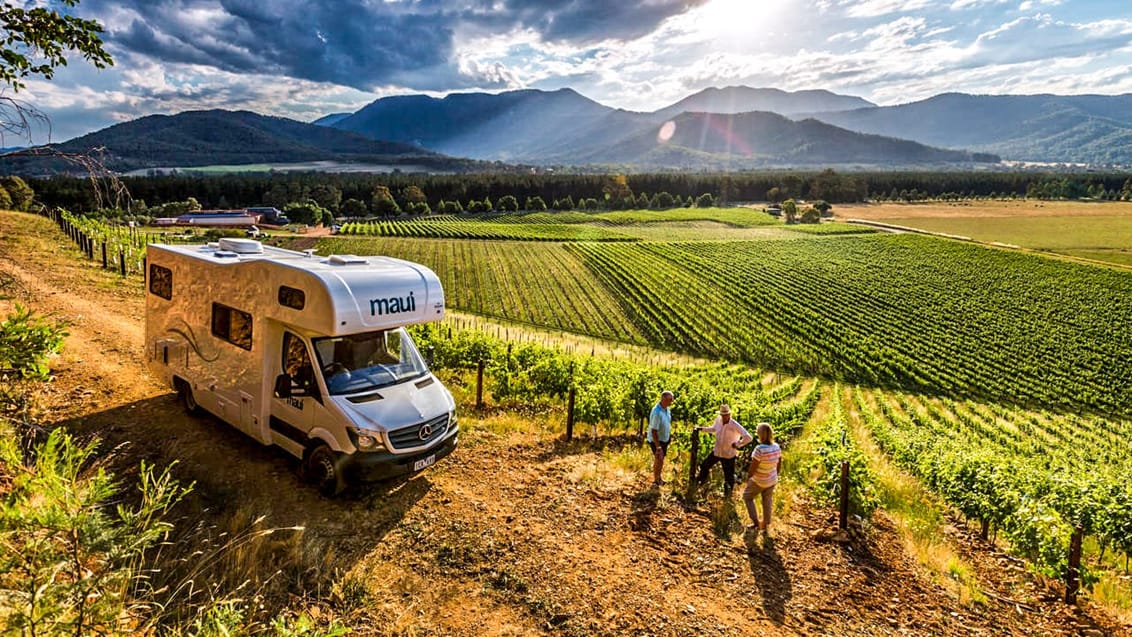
left=22, top=169, right=1132, bottom=218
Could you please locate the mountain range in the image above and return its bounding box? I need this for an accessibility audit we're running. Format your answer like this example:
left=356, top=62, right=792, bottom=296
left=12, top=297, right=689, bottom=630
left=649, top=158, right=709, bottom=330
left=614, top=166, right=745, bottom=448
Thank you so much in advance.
left=0, top=110, right=484, bottom=175
left=5, top=85, right=1131, bottom=174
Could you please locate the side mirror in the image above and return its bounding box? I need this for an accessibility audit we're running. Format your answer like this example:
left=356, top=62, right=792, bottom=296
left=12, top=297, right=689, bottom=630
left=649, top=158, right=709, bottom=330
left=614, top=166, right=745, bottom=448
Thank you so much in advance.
left=273, top=374, right=292, bottom=399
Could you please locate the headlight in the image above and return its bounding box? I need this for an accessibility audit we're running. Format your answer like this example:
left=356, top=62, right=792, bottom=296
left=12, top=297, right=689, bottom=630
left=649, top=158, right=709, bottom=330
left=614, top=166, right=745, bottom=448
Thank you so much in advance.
left=357, top=433, right=378, bottom=450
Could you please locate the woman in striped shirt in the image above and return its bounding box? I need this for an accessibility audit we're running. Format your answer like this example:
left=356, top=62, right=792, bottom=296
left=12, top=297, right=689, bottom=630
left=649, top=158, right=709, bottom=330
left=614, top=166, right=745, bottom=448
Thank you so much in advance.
left=743, top=422, right=782, bottom=533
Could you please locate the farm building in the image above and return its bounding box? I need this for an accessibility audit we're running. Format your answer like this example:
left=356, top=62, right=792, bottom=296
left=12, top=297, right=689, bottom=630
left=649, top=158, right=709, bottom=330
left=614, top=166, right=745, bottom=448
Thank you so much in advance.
left=173, top=210, right=260, bottom=227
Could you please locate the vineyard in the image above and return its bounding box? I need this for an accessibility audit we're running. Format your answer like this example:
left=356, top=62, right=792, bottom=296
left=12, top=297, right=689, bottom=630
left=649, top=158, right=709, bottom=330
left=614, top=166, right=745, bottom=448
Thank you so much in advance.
left=413, top=323, right=1132, bottom=587
left=316, top=232, right=1132, bottom=417
left=335, top=207, right=875, bottom=242
left=39, top=205, right=1132, bottom=620
left=848, top=384, right=1132, bottom=582
left=337, top=217, right=638, bottom=241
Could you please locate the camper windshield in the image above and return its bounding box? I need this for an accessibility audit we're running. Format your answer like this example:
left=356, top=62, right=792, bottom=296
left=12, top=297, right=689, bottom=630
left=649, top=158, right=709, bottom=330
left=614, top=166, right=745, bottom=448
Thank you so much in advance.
left=312, top=327, right=429, bottom=395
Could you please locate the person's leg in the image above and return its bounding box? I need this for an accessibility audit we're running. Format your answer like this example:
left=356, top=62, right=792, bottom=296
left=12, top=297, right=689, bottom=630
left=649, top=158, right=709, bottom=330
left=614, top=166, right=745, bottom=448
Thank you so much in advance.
left=697, top=454, right=718, bottom=485
left=721, top=457, right=736, bottom=494
left=652, top=447, right=663, bottom=485
left=743, top=480, right=764, bottom=527
left=760, top=484, right=776, bottom=530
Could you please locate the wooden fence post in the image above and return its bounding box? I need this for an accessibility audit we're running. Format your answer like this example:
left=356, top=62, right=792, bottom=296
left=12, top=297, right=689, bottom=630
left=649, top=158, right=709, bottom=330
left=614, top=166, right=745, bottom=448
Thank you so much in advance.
left=118, top=250, right=126, bottom=276
left=688, top=427, right=699, bottom=492
left=565, top=386, right=576, bottom=441
left=839, top=460, right=850, bottom=530
left=475, top=358, right=485, bottom=410
left=101, top=242, right=108, bottom=269
left=1065, top=526, right=1083, bottom=604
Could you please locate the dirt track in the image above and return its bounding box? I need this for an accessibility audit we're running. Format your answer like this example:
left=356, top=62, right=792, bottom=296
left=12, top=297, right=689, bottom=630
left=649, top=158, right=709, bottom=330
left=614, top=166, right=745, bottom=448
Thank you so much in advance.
left=2, top=210, right=1127, bottom=636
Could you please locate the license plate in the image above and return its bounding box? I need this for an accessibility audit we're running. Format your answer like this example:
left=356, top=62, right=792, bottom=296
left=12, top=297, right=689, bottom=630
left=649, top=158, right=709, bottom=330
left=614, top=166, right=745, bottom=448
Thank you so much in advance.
left=412, top=454, right=436, bottom=472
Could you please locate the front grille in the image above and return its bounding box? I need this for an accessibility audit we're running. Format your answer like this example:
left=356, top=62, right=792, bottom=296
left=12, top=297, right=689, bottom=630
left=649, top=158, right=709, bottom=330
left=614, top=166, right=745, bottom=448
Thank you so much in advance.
left=387, top=414, right=450, bottom=450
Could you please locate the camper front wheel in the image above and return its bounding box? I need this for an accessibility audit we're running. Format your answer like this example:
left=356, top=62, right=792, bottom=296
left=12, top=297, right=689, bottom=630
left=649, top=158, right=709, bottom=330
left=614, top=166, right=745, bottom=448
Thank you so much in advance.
left=177, top=379, right=202, bottom=416
left=305, top=444, right=346, bottom=497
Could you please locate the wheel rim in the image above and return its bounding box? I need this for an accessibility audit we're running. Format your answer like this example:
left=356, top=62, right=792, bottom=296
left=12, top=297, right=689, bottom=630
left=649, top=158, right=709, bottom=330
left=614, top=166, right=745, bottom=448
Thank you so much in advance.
left=311, top=450, right=337, bottom=488
left=183, top=385, right=197, bottom=411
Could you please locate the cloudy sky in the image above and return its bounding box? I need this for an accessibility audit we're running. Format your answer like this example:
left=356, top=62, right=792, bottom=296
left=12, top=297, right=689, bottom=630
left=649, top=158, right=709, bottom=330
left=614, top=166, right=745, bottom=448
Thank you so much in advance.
left=11, top=0, right=1132, bottom=143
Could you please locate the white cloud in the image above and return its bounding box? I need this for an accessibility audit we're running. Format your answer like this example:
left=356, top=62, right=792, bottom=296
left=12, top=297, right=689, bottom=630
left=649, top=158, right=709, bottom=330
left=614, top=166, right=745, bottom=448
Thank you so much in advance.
left=846, top=0, right=933, bottom=19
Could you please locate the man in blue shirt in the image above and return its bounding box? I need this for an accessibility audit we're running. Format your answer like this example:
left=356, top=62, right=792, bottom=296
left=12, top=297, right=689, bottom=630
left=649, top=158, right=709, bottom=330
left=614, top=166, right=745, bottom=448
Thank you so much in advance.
left=648, top=390, right=674, bottom=488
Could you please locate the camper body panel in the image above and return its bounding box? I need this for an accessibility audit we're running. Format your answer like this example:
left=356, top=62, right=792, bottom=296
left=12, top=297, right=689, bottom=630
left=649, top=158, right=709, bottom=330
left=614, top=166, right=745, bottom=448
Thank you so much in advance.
left=145, top=240, right=456, bottom=488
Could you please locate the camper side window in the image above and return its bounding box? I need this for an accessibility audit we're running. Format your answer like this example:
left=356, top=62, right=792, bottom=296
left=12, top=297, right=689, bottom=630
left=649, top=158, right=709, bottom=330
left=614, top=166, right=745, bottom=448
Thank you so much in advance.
left=283, top=332, right=316, bottom=396
left=211, top=303, right=253, bottom=350
left=278, top=286, right=305, bottom=310
left=149, top=264, right=173, bottom=300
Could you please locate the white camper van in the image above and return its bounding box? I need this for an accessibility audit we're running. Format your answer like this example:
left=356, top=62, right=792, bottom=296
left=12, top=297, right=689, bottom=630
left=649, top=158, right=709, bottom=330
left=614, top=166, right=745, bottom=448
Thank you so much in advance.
left=145, top=238, right=458, bottom=495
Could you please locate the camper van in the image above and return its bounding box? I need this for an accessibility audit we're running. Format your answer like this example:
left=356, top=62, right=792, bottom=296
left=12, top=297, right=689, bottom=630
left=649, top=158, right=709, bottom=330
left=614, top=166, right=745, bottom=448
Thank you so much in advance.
left=145, top=238, right=458, bottom=495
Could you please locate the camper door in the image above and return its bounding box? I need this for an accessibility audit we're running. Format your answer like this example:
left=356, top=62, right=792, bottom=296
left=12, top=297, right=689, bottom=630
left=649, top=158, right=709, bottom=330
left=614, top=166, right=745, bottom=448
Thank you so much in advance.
left=269, top=330, right=318, bottom=454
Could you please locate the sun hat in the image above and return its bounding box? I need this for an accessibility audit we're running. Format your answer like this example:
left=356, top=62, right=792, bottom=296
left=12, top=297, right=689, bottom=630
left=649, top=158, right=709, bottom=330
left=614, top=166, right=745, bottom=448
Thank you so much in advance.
left=718, top=404, right=731, bottom=416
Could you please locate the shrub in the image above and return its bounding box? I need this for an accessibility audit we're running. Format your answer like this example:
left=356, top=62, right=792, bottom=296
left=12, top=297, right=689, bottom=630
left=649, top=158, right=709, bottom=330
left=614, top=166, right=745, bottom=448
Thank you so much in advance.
left=0, top=305, right=67, bottom=380
left=0, top=428, right=190, bottom=635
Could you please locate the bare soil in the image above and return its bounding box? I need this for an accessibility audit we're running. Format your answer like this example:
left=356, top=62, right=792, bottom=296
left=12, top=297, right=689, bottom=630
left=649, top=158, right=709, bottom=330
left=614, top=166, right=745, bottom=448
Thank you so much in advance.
left=2, top=210, right=1128, bottom=636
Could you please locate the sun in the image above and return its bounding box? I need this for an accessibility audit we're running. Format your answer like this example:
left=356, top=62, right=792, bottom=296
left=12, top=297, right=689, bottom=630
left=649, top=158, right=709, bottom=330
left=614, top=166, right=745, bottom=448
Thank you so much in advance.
left=692, top=0, right=791, bottom=41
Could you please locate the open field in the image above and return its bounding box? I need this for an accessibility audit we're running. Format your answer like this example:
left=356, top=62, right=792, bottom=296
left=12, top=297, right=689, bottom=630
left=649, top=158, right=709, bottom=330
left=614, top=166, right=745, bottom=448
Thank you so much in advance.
left=839, top=201, right=1132, bottom=266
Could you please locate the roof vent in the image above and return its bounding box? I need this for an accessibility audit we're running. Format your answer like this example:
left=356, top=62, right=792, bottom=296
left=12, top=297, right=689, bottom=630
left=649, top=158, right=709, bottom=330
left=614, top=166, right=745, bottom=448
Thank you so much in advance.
left=217, top=238, right=264, bottom=254
left=328, top=254, right=368, bottom=265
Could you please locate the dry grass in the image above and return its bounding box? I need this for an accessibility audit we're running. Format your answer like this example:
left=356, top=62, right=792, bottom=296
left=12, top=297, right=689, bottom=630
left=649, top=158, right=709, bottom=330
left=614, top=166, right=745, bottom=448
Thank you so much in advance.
left=837, top=200, right=1132, bottom=220
left=844, top=387, right=986, bottom=605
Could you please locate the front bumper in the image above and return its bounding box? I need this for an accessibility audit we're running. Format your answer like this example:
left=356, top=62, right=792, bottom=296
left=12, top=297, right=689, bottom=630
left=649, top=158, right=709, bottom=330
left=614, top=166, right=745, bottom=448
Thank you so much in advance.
left=344, top=430, right=458, bottom=482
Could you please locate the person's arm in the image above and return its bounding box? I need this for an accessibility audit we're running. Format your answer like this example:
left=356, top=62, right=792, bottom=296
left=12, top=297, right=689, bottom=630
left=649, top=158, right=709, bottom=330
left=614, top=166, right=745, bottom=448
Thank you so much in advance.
left=734, top=423, right=753, bottom=449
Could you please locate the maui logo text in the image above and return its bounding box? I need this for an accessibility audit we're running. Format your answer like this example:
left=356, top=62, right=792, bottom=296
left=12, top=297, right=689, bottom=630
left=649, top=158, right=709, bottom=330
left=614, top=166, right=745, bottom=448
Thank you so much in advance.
left=370, top=291, right=416, bottom=316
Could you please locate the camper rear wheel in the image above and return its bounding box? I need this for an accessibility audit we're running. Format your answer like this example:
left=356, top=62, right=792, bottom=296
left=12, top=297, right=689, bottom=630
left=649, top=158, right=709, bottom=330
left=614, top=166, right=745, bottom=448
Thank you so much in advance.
left=305, top=444, right=346, bottom=497
left=176, top=379, right=202, bottom=416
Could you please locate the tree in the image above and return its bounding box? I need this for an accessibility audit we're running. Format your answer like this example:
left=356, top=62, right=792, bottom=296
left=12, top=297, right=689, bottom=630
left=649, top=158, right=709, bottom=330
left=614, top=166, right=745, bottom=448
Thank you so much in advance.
left=308, top=183, right=342, bottom=212
left=438, top=199, right=463, bottom=214
left=283, top=199, right=327, bottom=225
left=370, top=185, right=400, bottom=216
left=602, top=174, right=633, bottom=205
left=694, top=193, right=715, bottom=208
left=340, top=197, right=367, bottom=217
left=524, top=195, right=547, bottom=211
left=496, top=195, right=519, bottom=212
left=649, top=192, right=675, bottom=209
left=812, top=199, right=833, bottom=217
left=0, top=184, right=12, bottom=210
left=1, top=0, right=113, bottom=149
left=782, top=198, right=798, bottom=224
left=799, top=206, right=820, bottom=224
left=399, top=185, right=427, bottom=207
left=406, top=201, right=431, bottom=215
left=766, top=187, right=784, bottom=204
left=0, top=0, right=112, bottom=92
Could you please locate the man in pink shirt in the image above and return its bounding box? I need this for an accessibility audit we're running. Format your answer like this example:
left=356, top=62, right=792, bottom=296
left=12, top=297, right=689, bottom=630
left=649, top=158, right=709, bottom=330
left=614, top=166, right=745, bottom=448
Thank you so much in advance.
left=694, top=404, right=752, bottom=496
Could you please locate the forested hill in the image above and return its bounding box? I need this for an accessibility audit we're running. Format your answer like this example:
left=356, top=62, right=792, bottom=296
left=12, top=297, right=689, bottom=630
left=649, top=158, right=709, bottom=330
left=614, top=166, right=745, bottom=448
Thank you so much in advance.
left=0, top=110, right=484, bottom=174
left=808, top=93, right=1132, bottom=165
left=567, top=111, right=1000, bottom=168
